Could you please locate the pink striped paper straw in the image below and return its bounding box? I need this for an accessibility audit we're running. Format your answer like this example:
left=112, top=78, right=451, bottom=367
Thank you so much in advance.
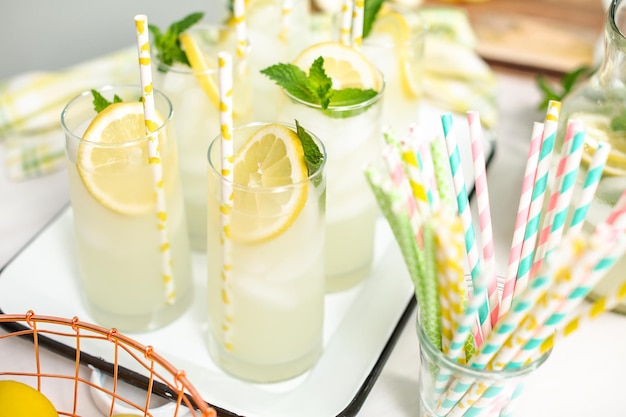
left=339, top=0, right=353, bottom=47
left=512, top=100, right=561, bottom=301
left=530, top=120, right=581, bottom=277
left=351, top=0, right=364, bottom=49
left=441, top=112, right=488, bottom=344
left=499, top=122, right=544, bottom=319
left=218, top=51, right=235, bottom=351
left=468, top=111, right=498, bottom=326
left=134, top=14, right=175, bottom=304
left=568, top=142, right=611, bottom=235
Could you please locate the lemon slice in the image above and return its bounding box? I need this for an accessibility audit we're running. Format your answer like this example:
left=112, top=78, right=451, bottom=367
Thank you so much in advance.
left=370, top=10, right=421, bottom=98
left=573, top=113, right=626, bottom=177
left=179, top=32, right=221, bottom=109
left=230, top=124, right=309, bottom=243
left=79, top=102, right=168, bottom=215
left=293, top=41, right=380, bottom=90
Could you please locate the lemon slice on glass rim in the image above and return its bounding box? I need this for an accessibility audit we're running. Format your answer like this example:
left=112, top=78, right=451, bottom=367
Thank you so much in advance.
left=228, top=123, right=312, bottom=243
left=78, top=101, right=170, bottom=216
left=293, top=41, right=381, bottom=91
left=369, top=8, right=422, bottom=98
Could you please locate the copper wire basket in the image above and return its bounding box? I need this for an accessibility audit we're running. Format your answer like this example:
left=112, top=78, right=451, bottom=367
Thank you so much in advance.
left=0, top=311, right=217, bottom=417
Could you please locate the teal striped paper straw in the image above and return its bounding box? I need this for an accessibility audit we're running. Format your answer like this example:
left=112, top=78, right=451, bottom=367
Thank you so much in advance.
left=568, top=142, right=611, bottom=234
left=532, top=126, right=586, bottom=275
left=441, top=113, right=489, bottom=343
left=513, top=100, right=560, bottom=300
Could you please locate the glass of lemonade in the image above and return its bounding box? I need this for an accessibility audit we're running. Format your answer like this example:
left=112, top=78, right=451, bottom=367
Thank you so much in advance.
left=153, top=23, right=253, bottom=251
left=272, top=42, right=385, bottom=292
left=206, top=121, right=327, bottom=382
left=361, top=3, right=426, bottom=135
left=61, top=85, right=193, bottom=332
left=243, top=0, right=313, bottom=121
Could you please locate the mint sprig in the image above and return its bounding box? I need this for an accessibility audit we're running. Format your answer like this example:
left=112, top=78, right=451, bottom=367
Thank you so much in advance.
left=363, top=0, right=387, bottom=39
left=295, top=119, right=324, bottom=178
left=148, top=12, right=204, bottom=68
left=261, top=57, right=377, bottom=110
left=91, top=90, right=122, bottom=113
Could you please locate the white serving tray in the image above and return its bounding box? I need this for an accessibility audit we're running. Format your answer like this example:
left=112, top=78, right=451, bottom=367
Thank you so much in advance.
left=0, top=110, right=495, bottom=417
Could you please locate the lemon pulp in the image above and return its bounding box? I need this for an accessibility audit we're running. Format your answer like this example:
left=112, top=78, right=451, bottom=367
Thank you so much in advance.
left=293, top=41, right=380, bottom=90
left=78, top=101, right=169, bottom=215
left=229, top=123, right=310, bottom=243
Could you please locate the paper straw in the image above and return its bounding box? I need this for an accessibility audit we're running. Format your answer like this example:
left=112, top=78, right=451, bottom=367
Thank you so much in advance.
left=430, top=136, right=454, bottom=208
left=351, top=0, right=364, bottom=50
left=568, top=142, right=611, bottom=234
left=436, top=233, right=586, bottom=415
left=468, top=111, right=499, bottom=326
left=499, top=122, right=544, bottom=318
left=279, top=0, right=293, bottom=43
left=400, top=138, right=430, bottom=215
left=134, top=14, right=175, bottom=304
left=339, top=0, right=353, bottom=47
left=513, top=100, right=561, bottom=300
left=559, top=279, right=626, bottom=340
left=411, top=124, right=440, bottom=207
left=233, top=0, right=248, bottom=58
left=441, top=112, right=488, bottom=344
left=218, top=51, right=235, bottom=352
left=530, top=120, right=582, bottom=277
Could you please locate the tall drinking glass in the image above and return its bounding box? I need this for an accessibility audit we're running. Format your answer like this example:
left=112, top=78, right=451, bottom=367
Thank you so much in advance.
left=61, top=85, right=193, bottom=332
left=361, top=4, right=426, bottom=135
left=153, top=23, right=253, bottom=251
left=206, top=122, right=327, bottom=382
left=277, top=71, right=385, bottom=292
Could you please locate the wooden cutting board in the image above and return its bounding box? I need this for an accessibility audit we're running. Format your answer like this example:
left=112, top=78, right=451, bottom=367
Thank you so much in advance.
left=421, top=0, right=606, bottom=76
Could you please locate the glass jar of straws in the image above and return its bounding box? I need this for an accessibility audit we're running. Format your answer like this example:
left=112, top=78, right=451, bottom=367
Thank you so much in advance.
left=555, top=0, right=626, bottom=312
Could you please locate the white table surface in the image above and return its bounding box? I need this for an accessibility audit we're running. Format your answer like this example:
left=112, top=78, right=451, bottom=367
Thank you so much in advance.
left=2, top=69, right=625, bottom=416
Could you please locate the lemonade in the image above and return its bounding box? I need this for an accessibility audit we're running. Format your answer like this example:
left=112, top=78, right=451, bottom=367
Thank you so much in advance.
left=206, top=122, right=326, bottom=382
left=152, top=21, right=253, bottom=251
left=266, top=41, right=385, bottom=291
left=61, top=86, right=193, bottom=332
left=242, top=0, right=314, bottom=121
left=361, top=4, right=426, bottom=134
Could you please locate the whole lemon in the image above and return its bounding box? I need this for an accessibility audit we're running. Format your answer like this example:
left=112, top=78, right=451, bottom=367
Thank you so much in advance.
left=0, top=380, right=59, bottom=417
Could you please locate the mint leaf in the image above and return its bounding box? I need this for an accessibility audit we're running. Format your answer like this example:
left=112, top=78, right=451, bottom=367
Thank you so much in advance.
left=262, top=57, right=378, bottom=111
left=307, top=57, right=333, bottom=109
left=535, top=65, right=593, bottom=111
left=261, top=63, right=318, bottom=104
left=149, top=12, right=204, bottom=68
left=295, top=119, right=324, bottom=179
left=91, top=89, right=122, bottom=113
left=328, top=88, right=377, bottom=107
left=363, top=0, right=387, bottom=38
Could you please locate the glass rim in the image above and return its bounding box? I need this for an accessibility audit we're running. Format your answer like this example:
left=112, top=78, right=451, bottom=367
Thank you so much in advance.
left=207, top=121, right=327, bottom=191
left=281, top=70, right=385, bottom=112
left=60, top=85, right=174, bottom=148
left=153, top=23, right=251, bottom=75
left=610, top=0, right=626, bottom=40
left=416, top=306, right=552, bottom=380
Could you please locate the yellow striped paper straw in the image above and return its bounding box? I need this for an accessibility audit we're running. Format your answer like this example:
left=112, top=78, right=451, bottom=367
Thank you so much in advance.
left=279, top=0, right=293, bottom=43
left=351, top=0, right=364, bottom=49
left=134, top=14, right=175, bottom=305
left=339, top=0, right=353, bottom=47
left=218, top=51, right=235, bottom=352
left=400, top=138, right=430, bottom=215
left=233, top=0, right=248, bottom=58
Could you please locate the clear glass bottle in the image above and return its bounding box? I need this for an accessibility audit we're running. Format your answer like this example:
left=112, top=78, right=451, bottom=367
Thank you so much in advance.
left=555, top=0, right=626, bottom=312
